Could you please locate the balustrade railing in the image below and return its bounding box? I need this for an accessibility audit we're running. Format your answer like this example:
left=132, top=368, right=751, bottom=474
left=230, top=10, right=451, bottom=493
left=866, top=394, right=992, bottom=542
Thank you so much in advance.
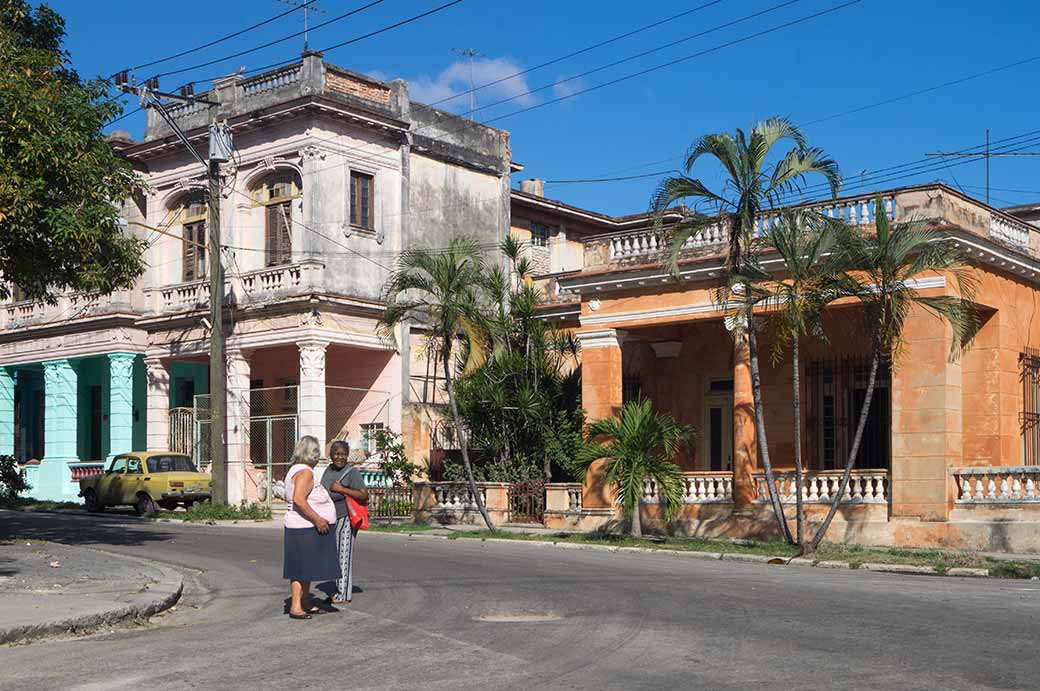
left=69, top=462, right=104, bottom=482
left=954, top=466, right=1040, bottom=503
left=242, top=65, right=301, bottom=97
left=240, top=263, right=304, bottom=294
left=608, top=222, right=728, bottom=261
left=2, top=290, right=135, bottom=329
left=756, top=470, right=889, bottom=504
left=431, top=482, right=487, bottom=510
left=682, top=472, right=733, bottom=503
left=989, top=215, right=1032, bottom=250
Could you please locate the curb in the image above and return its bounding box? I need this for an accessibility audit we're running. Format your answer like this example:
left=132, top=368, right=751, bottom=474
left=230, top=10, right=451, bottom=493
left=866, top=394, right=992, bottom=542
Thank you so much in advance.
left=0, top=548, right=184, bottom=646
left=370, top=531, right=997, bottom=579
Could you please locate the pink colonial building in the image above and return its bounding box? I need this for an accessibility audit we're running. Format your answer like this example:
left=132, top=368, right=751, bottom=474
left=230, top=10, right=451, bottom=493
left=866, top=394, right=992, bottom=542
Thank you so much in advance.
left=2, top=52, right=512, bottom=504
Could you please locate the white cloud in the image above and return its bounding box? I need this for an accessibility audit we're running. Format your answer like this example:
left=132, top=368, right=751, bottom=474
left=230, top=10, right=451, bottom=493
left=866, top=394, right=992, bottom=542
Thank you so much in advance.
left=406, top=57, right=536, bottom=112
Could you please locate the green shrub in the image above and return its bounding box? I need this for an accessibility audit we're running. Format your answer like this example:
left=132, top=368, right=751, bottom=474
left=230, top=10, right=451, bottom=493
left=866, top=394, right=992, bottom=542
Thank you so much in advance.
left=0, top=455, right=29, bottom=500
left=156, top=501, right=272, bottom=522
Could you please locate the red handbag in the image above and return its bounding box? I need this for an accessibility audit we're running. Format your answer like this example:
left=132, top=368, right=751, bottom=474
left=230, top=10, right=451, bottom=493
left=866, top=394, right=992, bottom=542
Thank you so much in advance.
left=346, top=495, right=369, bottom=531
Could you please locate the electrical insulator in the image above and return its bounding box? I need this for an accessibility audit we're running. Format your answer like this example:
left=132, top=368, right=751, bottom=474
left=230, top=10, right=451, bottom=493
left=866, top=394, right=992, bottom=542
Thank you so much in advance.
left=208, top=123, right=233, bottom=162
left=180, top=83, right=194, bottom=98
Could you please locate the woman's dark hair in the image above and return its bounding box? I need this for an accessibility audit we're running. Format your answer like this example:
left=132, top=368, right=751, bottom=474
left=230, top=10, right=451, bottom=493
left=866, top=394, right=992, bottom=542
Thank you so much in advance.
left=329, top=440, right=350, bottom=457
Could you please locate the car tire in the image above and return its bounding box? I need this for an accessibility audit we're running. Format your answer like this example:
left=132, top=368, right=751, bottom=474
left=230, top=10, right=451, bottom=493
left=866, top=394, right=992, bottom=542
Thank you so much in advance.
left=135, top=493, right=158, bottom=517
left=84, top=490, right=104, bottom=513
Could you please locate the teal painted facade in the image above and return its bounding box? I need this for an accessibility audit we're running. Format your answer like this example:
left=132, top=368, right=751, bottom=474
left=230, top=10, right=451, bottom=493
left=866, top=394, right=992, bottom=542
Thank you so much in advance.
left=9, top=353, right=147, bottom=501
left=168, top=361, right=209, bottom=408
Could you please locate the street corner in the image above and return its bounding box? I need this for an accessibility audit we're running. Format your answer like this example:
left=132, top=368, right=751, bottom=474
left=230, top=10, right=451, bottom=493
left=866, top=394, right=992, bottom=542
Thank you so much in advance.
left=0, top=540, right=183, bottom=646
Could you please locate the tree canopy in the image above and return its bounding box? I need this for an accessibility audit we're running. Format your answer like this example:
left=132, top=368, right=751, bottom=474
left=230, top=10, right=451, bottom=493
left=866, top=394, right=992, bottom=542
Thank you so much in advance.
left=0, top=0, right=145, bottom=302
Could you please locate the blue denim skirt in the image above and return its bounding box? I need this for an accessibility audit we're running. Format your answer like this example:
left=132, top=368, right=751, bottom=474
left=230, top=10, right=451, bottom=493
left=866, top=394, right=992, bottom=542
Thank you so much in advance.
left=283, top=525, right=341, bottom=581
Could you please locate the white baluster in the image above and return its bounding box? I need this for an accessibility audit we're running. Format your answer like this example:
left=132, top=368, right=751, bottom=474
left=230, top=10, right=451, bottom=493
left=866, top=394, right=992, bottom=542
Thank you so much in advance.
left=1012, top=474, right=1023, bottom=499
left=986, top=476, right=997, bottom=499
left=999, top=475, right=1011, bottom=500
left=807, top=477, right=819, bottom=501
left=1026, top=476, right=1037, bottom=499
left=959, top=474, right=972, bottom=501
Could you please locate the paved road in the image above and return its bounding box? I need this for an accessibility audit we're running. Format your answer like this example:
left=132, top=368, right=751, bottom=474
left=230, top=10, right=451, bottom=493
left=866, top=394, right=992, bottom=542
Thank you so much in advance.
left=1, top=512, right=1038, bottom=690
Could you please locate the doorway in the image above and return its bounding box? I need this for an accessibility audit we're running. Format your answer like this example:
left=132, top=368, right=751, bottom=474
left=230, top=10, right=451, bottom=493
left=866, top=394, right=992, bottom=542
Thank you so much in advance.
left=704, top=378, right=734, bottom=471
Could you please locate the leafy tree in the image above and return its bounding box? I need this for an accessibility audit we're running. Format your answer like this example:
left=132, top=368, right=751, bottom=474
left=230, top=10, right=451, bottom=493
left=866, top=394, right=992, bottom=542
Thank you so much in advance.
left=454, top=237, right=584, bottom=483
left=575, top=399, right=693, bottom=538
left=372, top=429, right=425, bottom=488
left=0, top=455, right=29, bottom=500
left=806, top=199, right=978, bottom=550
left=380, top=237, right=495, bottom=530
left=651, top=118, right=841, bottom=541
left=0, top=0, right=145, bottom=301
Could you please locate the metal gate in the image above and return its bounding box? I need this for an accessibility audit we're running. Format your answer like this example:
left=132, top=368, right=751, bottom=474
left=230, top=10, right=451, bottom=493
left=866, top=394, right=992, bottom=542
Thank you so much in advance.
left=252, top=415, right=298, bottom=507
left=508, top=479, right=545, bottom=524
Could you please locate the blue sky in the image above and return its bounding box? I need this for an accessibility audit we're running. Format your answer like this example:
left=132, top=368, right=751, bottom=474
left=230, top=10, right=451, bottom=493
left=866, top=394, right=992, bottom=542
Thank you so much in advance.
left=51, top=0, right=1040, bottom=216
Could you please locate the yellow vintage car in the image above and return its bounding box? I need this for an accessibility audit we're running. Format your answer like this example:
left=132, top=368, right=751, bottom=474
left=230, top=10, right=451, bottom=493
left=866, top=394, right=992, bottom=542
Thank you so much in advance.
left=79, top=452, right=211, bottom=516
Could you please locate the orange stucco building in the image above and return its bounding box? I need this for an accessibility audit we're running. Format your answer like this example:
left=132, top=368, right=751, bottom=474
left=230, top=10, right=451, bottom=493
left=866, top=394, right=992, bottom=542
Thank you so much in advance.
left=521, top=182, right=1040, bottom=551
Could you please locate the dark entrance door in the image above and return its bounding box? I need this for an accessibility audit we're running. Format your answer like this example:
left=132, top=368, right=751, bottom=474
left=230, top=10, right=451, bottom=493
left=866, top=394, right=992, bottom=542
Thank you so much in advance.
left=89, top=385, right=103, bottom=460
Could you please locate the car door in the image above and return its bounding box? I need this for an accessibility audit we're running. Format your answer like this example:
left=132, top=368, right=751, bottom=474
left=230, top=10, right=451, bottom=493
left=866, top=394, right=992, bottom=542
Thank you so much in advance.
left=121, top=457, right=145, bottom=504
left=97, top=456, right=127, bottom=505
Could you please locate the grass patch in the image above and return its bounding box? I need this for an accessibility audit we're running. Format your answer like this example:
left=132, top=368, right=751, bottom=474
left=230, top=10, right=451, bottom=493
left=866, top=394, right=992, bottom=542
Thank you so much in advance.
left=368, top=522, right=438, bottom=533
left=154, top=501, right=271, bottom=522
left=416, top=528, right=1040, bottom=579
left=0, top=497, right=83, bottom=512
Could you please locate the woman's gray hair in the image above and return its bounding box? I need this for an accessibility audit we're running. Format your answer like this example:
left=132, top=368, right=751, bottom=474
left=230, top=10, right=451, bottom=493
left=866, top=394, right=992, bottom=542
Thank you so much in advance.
left=291, top=435, right=322, bottom=466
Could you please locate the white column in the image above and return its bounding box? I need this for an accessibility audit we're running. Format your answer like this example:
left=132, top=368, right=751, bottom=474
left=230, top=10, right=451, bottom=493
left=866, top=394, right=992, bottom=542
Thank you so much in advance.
left=226, top=348, right=251, bottom=505
left=298, top=340, right=327, bottom=455
left=144, top=357, right=170, bottom=451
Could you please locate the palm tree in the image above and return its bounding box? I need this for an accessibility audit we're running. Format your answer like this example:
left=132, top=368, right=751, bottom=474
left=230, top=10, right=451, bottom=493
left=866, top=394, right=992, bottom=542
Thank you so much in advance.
left=806, top=199, right=979, bottom=551
left=575, top=399, right=693, bottom=538
left=652, top=118, right=841, bottom=540
left=735, top=211, right=848, bottom=547
left=380, top=237, right=495, bottom=531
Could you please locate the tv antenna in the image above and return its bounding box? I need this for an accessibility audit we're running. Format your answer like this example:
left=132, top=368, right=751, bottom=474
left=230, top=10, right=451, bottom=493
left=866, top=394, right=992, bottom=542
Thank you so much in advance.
left=452, top=47, right=484, bottom=114
left=278, top=0, right=326, bottom=52
left=927, top=129, right=1040, bottom=206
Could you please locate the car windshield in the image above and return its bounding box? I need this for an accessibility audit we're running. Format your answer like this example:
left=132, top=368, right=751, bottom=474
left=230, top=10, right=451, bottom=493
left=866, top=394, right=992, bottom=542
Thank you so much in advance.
left=146, top=455, right=197, bottom=473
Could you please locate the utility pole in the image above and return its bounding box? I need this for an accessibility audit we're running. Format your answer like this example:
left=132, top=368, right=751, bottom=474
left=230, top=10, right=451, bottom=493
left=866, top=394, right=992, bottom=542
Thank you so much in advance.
left=207, top=99, right=228, bottom=505
left=452, top=47, right=484, bottom=114
left=927, top=129, right=1040, bottom=206
left=278, top=0, right=325, bottom=51
left=114, top=72, right=233, bottom=503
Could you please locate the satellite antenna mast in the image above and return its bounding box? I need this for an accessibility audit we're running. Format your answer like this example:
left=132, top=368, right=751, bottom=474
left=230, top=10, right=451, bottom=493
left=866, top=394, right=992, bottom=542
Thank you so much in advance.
left=452, top=47, right=484, bottom=114
left=278, top=0, right=326, bottom=51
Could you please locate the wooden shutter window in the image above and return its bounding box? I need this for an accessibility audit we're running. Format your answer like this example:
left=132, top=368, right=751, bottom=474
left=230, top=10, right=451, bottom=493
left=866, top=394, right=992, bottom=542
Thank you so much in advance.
left=182, top=221, right=206, bottom=282
left=350, top=171, right=374, bottom=230
left=266, top=202, right=292, bottom=266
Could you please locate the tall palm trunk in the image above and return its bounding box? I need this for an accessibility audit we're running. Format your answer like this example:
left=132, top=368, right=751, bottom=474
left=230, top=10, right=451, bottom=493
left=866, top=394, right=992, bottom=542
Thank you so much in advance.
left=631, top=496, right=642, bottom=538
left=442, top=355, right=495, bottom=531
left=792, top=332, right=805, bottom=548
left=807, top=351, right=879, bottom=551
left=747, top=320, right=794, bottom=544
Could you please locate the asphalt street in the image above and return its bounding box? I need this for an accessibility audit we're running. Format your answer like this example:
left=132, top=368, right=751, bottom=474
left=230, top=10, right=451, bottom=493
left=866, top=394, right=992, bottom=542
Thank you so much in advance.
left=1, top=511, right=1038, bottom=690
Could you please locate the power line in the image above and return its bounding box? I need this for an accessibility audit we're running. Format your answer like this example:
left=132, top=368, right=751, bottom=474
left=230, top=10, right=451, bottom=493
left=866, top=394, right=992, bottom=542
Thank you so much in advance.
left=545, top=170, right=675, bottom=184
left=122, top=0, right=318, bottom=73
left=157, top=0, right=389, bottom=79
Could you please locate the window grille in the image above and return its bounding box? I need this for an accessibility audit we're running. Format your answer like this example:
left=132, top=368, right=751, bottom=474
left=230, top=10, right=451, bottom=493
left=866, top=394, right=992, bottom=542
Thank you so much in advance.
left=361, top=422, right=385, bottom=454
left=805, top=356, right=890, bottom=470
left=530, top=221, right=554, bottom=247
left=1020, top=348, right=1040, bottom=465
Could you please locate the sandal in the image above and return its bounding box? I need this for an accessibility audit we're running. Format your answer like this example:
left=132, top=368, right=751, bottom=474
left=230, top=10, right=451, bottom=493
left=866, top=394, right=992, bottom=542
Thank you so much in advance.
left=306, top=605, right=322, bottom=614
left=288, top=612, right=313, bottom=620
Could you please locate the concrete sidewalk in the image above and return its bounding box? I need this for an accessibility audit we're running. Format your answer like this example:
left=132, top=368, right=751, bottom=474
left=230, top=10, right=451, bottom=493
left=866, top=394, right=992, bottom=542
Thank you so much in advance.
left=0, top=540, right=183, bottom=645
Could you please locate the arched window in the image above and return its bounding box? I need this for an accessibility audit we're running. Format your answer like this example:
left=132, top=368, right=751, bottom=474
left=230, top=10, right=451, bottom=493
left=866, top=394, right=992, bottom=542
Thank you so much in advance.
left=254, top=171, right=301, bottom=267
left=178, top=192, right=207, bottom=282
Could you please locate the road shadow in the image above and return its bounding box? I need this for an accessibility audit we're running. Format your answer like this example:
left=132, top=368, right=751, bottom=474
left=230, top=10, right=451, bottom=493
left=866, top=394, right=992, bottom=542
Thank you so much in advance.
left=0, top=511, right=178, bottom=548
left=0, top=555, right=17, bottom=577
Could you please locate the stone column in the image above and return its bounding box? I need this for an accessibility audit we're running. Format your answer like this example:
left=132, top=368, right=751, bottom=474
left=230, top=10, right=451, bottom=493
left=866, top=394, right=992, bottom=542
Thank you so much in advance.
left=732, top=336, right=758, bottom=514
left=144, top=356, right=170, bottom=451
left=108, top=353, right=136, bottom=458
left=0, top=368, right=14, bottom=457
left=650, top=341, right=683, bottom=419
left=41, top=359, right=77, bottom=501
left=891, top=314, right=961, bottom=520
left=577, top=329, right=624, bottom=509
left=225, top=348, right=251, bottom=505
left=298, top=340, right=328, bottom=453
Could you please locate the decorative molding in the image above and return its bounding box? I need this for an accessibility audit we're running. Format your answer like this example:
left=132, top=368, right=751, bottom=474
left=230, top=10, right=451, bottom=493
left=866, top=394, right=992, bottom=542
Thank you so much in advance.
left=107, top=352, right=136, bottom=380
left=650, top=341, right=682, bottom=358
left=300, top=309, right=324, bottom=327
left=298, top=340, right=328, bottom=379
left=300, top=145, right=327, bottom=162
left=576, top=328, right=622, bottom=350
left=588, top=298, right=602, bottom=312
left=581, top=301, right=718, bottom=326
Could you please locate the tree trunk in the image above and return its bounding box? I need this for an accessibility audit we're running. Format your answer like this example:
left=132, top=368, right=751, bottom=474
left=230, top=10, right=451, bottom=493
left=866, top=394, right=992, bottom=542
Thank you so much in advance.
left=631, top=498, right=642, bottom=538
left=807, top=351, right=879, bottom=551
left=443, top=355, right=495, bottom=532
left=792, top=332, right=805, bottom=548
left=747, top=320, right=794, bottom=544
